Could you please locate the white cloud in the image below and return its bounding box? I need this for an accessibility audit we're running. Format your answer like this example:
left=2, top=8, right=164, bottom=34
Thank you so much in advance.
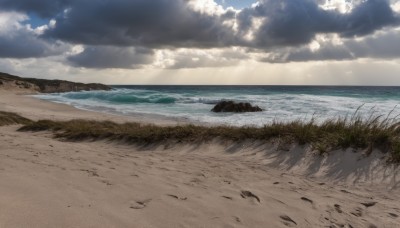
left=393, top=1, right=400, bottom=13
left=188, top=0, right=226, bottom=15
left=0, top=12, right=27, bottom=35
left=153, top=47, right=249, bottom=69
left=319, top=0, right=353, bottom=13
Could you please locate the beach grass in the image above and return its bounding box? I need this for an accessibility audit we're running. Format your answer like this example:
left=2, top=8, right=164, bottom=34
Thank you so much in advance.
left=0, top=111, right=33, bottom=127
left=1, top=110, right=399, bottom=162
left=15, top=110, right=400, bottom=162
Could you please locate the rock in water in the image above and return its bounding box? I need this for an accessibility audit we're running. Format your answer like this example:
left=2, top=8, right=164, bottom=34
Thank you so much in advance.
left=211, top=101, right=263, bottom=113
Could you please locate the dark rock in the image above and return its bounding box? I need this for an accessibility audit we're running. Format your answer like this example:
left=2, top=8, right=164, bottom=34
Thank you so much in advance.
left=211, top=101, right=263, bottom=113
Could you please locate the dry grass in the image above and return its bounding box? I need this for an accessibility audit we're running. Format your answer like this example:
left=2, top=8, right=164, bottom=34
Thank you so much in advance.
left=0, top=111, right=32, bottom=127
left=16, top=110, right=400, bottom=162
left=1, top=109, right=399, bottom=162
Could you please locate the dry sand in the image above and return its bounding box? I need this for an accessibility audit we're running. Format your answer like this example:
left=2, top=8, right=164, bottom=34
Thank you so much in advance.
left=1, top=89, right=400, bottom=227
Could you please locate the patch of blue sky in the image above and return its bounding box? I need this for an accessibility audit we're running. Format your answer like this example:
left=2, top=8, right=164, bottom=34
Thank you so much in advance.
left=215, top=0, right=257, bottom=9
left=23, top=13, right=50, bottom=28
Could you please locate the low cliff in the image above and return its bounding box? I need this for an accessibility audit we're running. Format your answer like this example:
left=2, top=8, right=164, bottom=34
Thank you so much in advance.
left=0, top=72, right=111, bottom=93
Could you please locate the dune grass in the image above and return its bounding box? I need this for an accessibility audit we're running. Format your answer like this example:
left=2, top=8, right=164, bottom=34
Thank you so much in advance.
left=1, top=109, right=399, bottom=162
left=16, top=110, right=400, bottom=162
left=0, top=111, right=33, bottom=127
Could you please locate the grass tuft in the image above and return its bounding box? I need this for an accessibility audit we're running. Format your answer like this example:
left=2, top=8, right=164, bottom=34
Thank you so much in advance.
left=17, top=110, right=400, bottom=162
left=0, top=111, right=33, bottom=127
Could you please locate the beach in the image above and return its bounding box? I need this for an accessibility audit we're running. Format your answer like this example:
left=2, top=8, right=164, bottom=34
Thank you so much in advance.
left=1, top=0, right=399, bottom=226
left=1, top=88, right=400, bottom=228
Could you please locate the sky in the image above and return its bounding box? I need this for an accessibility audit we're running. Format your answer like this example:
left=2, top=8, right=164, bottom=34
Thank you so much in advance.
left=0, top=0, right=400, bottom=85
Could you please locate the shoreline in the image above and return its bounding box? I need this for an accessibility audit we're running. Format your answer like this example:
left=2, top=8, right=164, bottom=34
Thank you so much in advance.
left=31, top=93, right=205, bottom=126
left=1, top=88, right=400, bottom=227
left=0, top=89, right=189, bottom=126
left=24, top=85, right=400, bottom=128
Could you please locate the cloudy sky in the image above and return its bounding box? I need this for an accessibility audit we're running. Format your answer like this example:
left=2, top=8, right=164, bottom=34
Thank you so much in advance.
left=0, top=0, right=399, bottom=85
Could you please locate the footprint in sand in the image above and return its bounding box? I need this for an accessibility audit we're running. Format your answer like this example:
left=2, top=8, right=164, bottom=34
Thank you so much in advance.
left=350, top=207, right=363, bottom=217
left=233, top=216, right=241, bottom=223
left=166, top=194, right=187, bottom=201
left=240, top=190, right=260, bottom=203
left=130, top=199, right=152, bottom=209
left=222, top=196, right=233, bottom=200
left=334, top=204, right=343, bottom=213
left=80, top=169, right=100, bottom=177
left=361, top=202, right=377, bottom=208
left=300, top=197, right=313, bottom=204
left=100, top=179, right=112, bottom=186
left=280, top=215, right=297, bottom=227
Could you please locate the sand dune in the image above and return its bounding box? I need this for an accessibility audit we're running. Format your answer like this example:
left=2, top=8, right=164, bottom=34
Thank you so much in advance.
left=1, top=89, right=400, bottom=227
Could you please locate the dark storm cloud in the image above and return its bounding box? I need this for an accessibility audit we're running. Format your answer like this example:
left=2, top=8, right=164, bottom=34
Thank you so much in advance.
left=67, top=46, right=154, bottom=69
left=0, top=0, right=73, bottom=18
left=43, top=0, right=237, bottom=48
left=261, top=30, right=400, bottom=62
left=340, top=0, right=399, bottom=37
left=0, top=28, right=67, bottom=58
left=41, top=0, right=400, bottom=50
left=240, top=0, right=400, bottom=48
left=0, top=36, right=59, bottom=58
left=0, top=0, right=399, bottom=67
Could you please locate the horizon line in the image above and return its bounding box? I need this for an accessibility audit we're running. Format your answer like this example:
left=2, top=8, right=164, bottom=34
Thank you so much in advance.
left=108, top=84, right=400, bottom=87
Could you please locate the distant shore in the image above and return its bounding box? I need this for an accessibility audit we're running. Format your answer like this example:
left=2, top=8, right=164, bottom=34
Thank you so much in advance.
left=1, top=87, right=400, bottom=227
left=0, top=71, right=111, bottom=93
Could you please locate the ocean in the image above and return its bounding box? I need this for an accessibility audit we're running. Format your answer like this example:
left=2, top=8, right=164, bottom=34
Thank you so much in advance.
left=33, top=86, right=400, bottom=126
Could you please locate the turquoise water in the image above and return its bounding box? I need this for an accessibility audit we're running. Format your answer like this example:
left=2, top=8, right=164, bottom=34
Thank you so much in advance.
left=34, top=86, right=400, bottom=126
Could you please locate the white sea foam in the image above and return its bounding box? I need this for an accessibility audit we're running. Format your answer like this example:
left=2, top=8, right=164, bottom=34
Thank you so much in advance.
left=33, top=87, right=400, bottom=127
